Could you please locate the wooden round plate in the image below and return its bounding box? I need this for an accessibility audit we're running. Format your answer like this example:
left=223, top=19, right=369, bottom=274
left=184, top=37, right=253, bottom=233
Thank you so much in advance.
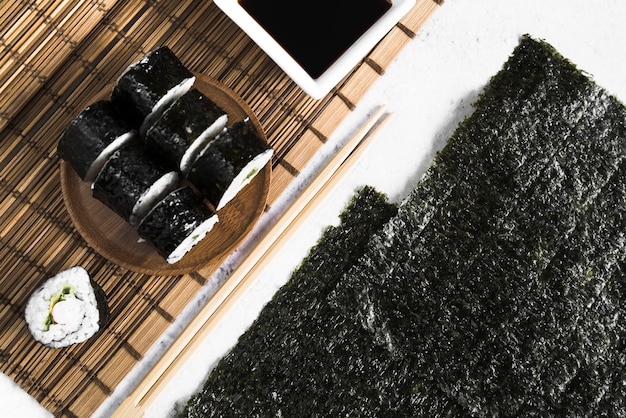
left=60, top=73, right=271, bottom=275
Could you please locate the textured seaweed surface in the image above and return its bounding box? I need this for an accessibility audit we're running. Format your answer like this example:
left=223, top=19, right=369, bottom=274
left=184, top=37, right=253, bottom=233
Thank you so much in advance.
left=332, top=35, right=626, bottom=416
left=181, top=186, right=399, bottom=417
left=57, top=100, right=134, bottom=180
left=92, top=142, right=174, bottom=224
left=181, top=36, right=626, bottom=416
left=138, top=187, right=217, bottom=259
left=111, top=46, right=193, bottom=127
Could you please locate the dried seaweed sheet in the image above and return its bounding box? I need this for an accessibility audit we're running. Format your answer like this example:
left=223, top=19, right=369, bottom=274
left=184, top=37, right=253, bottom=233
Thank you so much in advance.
left=332, top=35, right=626, bottom=416
left=182, top=186, right=401, bottom=417
left=181, top=35, right=626, bottom=417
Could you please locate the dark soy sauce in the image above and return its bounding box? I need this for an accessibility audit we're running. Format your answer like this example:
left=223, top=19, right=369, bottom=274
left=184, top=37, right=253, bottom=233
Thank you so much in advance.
left=238, top=0, right=391, bottom=79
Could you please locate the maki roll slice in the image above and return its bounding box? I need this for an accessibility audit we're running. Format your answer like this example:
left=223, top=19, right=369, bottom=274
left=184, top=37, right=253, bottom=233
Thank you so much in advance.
left=187, top=118, right=273, bottom=210
left=138, top=187, right=219, bottom=264
left=145, top=88, right=228, bottom=174
left=57, top=100, right=136, bottom=181
left=24, top=266, right=109, bottom=348
left=111, top=46, right=195, bottom=135
left=92, top=142, right=179, bottom=226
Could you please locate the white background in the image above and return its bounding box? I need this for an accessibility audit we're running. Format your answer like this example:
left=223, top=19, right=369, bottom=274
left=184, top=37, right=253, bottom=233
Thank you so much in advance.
left=3, top=1, right=626, bottom=416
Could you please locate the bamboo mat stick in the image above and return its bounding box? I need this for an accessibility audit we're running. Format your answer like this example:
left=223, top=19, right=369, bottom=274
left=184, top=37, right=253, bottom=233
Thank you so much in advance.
left=113, top=106, right=394, bottom=417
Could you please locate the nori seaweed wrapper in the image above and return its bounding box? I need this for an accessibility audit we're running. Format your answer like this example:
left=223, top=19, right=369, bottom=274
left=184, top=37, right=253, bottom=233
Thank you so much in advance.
left=92, top=142, right=178, bottom=225
left=187, top=118, right=272, bottom=208
left=137, top=186, right=217, bottom=261
left=180, top=186, right=412, bottom=417
left=331, top=35, right=626, bottom=416
left=144, top=88, right=228, bottom=172
left=111, top=46, right=194, bottom=129
left=91, top=279, right=110, bottom=332
left=57, top=100, right=136, bottom=181
left=181, top=35, right=626, bottom=417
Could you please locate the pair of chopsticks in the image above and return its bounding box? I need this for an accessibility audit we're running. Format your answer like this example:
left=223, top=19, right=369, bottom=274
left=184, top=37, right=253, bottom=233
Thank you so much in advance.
left=113, top=105, right=394, bottom=417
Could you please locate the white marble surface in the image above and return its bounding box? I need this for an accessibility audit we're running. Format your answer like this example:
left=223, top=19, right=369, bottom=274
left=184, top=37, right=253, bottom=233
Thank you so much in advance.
left=4, top=1, right=626, bottom=416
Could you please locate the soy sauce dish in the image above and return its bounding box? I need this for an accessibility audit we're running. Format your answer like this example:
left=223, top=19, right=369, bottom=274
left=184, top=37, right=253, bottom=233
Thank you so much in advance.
left=214, top=0, right=416, bottom=99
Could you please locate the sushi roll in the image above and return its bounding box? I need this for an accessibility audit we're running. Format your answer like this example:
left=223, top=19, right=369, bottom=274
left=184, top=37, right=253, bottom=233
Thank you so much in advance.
left=138, top=187, right=219, bottom=264
left=24, top=266, right=109, bottom=348
left=92, top=142, right=179, bottom=226
left=145, top=88, right=228, bottom=174
left=187, top=118, right=273, bottom=210
left=57, top=100, right=137, bottom=181
left=111, top=46, right=195, bottom=135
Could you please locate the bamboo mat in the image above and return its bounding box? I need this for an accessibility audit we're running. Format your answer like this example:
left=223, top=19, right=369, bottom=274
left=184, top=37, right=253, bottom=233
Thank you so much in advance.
left=0, top=1, right=440, bottom=416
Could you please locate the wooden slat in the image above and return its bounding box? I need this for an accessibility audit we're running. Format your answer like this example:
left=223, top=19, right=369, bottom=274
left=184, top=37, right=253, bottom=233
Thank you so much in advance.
left=0, top=0, right=118, bottom=131
left=0, top=0, right=440, bottom=416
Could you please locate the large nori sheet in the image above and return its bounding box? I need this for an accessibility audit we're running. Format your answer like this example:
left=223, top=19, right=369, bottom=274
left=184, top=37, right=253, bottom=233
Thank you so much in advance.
left=181, top=35, right=626, bottom=416
left=333, top=35, right=626, bottom=416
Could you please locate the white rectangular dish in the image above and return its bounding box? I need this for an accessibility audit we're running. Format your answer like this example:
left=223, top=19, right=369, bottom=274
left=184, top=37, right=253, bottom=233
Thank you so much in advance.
left=214, top=0, right=416, bottom=99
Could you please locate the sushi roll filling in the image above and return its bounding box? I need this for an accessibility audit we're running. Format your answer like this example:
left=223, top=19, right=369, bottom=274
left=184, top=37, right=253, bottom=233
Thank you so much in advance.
left=44, top=284, right=77, bottom=331
left=245, top=167, right=259, bottom=181
left=50, top=296, right=83, bottom=328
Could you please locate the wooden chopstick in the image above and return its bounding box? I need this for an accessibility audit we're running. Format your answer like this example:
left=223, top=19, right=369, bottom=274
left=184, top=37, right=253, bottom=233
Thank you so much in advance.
left=113, top=106, right=394, bottom=417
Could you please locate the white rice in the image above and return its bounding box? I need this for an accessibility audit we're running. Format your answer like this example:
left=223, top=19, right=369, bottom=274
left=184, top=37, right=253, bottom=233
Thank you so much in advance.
left=139, top=76, right=195, bottom=136
left=166, top=215, right=219, bottom=264
left=84, top=131, right=136, bottom=182
left=215, top=148, right=274, bottom=210
left=24, top=266, right=101, bottom=349
left=130, top=171, right=179, bottom=226
left=179, top=114, right=229, bottom=174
